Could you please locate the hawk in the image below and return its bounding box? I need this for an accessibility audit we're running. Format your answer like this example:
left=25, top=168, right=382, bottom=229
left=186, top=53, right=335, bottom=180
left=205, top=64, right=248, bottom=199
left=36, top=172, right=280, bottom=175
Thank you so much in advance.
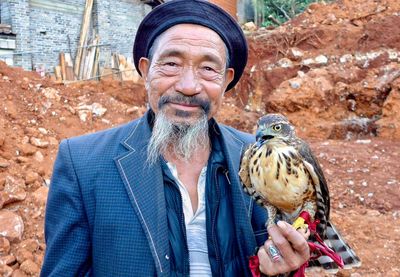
left=239, top=113, right=361, bottom=272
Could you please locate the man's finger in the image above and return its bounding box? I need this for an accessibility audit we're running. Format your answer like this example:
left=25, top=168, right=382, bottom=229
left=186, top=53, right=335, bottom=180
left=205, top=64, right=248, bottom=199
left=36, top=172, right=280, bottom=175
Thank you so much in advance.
left=266, top=242, right=282, bottom=262
left=297, top=226, right=310, bottom=240
left=258, top=244, right=282, bottom=276
left=267, top=222, right=296, bottom=260
left=277, top=221, right=310, bottom=257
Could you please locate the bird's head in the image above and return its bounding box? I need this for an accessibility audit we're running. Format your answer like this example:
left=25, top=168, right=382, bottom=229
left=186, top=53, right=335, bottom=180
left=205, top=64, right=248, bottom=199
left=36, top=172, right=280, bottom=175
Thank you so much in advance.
left=255, top=114, right=295, bottom=147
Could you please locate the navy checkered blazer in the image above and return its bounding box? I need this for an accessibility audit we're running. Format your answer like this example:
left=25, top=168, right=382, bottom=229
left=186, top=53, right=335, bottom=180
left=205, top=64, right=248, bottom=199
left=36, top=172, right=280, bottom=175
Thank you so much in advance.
left=41, top=110, right=268, bottom=276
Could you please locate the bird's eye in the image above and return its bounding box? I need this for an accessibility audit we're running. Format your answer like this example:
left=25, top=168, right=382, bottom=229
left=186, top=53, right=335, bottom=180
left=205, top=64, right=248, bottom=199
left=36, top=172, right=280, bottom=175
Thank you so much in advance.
left=272, top=124, right=282, bottom=132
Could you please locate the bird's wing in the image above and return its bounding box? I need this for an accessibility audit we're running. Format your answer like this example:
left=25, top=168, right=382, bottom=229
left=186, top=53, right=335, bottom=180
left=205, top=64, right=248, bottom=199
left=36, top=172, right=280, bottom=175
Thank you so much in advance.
left=239, top=145, right=254, bottom=194
left=296, top=141, right=361, bottom=272
left=296, top=139, right=330, bottom=238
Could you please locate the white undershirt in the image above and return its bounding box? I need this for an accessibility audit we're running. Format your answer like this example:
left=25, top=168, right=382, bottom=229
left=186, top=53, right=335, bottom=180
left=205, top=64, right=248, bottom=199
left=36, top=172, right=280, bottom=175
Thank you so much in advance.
left=166, top=162, right=212, bottom=276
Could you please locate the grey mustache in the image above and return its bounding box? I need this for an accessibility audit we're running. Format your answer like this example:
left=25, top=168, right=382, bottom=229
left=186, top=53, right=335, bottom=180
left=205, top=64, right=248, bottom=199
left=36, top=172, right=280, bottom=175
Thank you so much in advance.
left=158, top=94, right=211, bottom=114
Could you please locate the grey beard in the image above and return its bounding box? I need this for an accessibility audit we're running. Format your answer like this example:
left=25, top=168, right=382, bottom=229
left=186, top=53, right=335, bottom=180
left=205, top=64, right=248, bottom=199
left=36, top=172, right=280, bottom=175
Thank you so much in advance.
left=146, top=111, right=210, bottom=165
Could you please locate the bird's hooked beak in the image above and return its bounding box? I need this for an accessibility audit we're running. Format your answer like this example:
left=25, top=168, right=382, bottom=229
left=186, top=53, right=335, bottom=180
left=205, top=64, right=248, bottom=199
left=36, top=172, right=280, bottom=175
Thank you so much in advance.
left=255, top=129, right=275, bottom=148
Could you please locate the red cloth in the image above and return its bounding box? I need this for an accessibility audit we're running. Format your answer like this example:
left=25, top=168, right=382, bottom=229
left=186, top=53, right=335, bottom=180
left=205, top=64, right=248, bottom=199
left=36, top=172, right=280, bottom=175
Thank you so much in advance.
left=249, top=255, right=261, bottom=277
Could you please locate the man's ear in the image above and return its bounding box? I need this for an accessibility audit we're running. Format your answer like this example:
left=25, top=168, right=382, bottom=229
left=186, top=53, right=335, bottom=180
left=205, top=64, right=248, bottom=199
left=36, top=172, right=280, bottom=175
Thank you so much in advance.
left=223, top=68, right=235, bottom=91
left=139, top=57, right=150, bottom=80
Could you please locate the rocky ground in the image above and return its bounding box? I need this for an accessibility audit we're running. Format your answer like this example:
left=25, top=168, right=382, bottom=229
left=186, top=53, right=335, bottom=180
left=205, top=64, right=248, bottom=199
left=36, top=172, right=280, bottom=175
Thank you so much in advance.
left=0, top=0, right=399, bottom=276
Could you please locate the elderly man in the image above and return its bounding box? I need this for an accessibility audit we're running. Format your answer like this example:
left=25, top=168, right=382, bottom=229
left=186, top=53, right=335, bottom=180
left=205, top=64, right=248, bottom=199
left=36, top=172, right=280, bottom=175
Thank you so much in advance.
left=41, top=0, right=309, bottom=276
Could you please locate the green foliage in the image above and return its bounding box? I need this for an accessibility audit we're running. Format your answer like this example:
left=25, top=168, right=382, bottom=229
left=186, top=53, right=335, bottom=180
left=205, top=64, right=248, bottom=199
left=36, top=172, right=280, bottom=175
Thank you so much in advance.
left=258, top=0, right=322, bottom=27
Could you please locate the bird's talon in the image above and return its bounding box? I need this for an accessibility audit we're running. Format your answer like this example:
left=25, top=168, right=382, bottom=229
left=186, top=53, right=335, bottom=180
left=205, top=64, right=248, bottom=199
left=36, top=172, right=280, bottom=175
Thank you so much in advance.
left=296, top=224, right=309, bottom=231
left=292, top=217, right=308, bottom=231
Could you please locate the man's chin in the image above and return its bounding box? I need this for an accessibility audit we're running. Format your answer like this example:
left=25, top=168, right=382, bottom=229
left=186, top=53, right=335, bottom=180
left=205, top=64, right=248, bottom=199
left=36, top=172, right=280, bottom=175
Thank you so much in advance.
left=169, top=116, right=203, bottom=127
left=162, top=109, right=207, bottom=125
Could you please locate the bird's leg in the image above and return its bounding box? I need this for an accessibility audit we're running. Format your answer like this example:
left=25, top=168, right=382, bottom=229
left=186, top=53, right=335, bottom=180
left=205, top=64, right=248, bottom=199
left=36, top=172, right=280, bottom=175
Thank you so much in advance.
left=264, top=204, right=278, bottom=229
left=292, top=201, right=316, bottom=231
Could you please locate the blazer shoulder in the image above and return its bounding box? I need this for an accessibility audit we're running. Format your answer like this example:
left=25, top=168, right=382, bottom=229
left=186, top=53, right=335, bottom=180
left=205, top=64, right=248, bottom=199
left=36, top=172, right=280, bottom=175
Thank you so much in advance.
left=61, top=118, right=142, bottom=161
left=68, top=118, right=139, bottom=146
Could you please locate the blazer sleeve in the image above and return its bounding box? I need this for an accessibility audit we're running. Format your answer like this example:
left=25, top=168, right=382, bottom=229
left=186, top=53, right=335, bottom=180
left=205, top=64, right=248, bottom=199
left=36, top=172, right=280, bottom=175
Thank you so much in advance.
left=251, top=202, right=269, bottom=247
left=41, top=139, right=92, bottom=276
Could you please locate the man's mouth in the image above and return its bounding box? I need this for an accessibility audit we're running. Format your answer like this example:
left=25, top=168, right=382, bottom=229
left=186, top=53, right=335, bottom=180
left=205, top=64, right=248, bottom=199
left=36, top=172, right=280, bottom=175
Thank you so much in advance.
left=169, top=102, right=200, bottom=111
left=158, top=94, right=210, bottom=115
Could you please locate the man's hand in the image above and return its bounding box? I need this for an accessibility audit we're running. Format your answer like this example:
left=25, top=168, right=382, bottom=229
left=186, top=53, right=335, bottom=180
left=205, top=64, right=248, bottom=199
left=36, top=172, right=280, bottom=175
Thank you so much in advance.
left=258, top=221, right=310, bottom=276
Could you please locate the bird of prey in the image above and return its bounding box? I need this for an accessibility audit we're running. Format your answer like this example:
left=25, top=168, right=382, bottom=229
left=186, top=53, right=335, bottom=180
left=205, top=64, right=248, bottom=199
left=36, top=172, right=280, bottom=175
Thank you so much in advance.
left=239, top=113, right=361, bottom=272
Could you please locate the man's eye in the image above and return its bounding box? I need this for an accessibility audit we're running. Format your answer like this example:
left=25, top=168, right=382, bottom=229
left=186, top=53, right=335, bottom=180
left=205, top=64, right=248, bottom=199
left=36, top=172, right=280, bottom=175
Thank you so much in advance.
left=165, top=62, right=177, bottom=67
left=204, top=66, right=214, bottom=71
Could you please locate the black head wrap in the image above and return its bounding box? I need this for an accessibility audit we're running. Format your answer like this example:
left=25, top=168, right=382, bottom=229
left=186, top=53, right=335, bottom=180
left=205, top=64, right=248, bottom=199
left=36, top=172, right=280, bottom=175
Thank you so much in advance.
left=133, top=0, right=248, bottom=91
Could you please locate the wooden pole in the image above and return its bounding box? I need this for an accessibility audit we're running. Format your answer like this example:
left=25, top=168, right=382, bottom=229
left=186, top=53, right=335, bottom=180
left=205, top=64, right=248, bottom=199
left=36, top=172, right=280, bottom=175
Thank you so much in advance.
left=74, top=0, right=94, bottom=79
left=59, top=52, right=67, bottom=81
left=64, top=53, right=74, bottom=81
left=82, top=37, right=91, bottom=79
left=54, top=66, right=62, bottom=82
left=92, top=35, right=100, bottom=79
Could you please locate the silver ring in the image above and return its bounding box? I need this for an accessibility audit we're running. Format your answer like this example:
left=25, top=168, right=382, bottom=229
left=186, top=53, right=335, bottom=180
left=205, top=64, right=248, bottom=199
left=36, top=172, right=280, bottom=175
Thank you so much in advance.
left=268, top=244, right=281, bottom=262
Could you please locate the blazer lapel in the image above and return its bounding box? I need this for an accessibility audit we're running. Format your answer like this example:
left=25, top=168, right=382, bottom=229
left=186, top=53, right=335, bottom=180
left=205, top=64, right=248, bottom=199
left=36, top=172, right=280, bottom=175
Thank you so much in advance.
left=218, top=125, right=253, bottom=214
left=114, top=113, right=169, bottom=276
left=219, top=127, right=244, bottom=173
left=218, top=124, right=257, bottom=260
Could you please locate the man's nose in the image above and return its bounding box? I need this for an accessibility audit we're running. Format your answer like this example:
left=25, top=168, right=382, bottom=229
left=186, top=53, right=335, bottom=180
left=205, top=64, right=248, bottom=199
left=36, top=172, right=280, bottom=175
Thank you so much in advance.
left=175, top=67, right=201, bottom=96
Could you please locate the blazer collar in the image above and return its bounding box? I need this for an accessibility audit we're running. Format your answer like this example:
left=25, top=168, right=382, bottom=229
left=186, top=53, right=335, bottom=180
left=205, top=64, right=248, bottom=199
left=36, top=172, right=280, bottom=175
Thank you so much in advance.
left=217, top=123, right=258, bottom=257
left=115, top=110, right=169, bottom=275
left=122, top=109, right=154, bottom=151
left=214, top=122, right=245, bottom=172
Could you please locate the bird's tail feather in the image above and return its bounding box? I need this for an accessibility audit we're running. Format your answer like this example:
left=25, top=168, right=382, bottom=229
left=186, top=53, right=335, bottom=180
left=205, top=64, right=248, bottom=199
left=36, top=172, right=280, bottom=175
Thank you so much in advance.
left=308, top=221, right=361, bottom=273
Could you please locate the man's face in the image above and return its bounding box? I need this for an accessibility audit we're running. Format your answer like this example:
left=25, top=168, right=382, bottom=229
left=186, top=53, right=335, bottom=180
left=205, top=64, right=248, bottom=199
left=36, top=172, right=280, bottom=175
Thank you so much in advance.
left=139, top=24, right=234, bottom=125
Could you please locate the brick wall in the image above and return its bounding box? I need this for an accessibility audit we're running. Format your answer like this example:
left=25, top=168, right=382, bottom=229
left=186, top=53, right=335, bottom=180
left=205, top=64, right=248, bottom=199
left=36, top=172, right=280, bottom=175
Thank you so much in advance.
left=93, top=0, right=151, bottom=65
left=7, top=0, right=31, bottom=69
left=209, top=0, right=237, bottom=19
left=1, top=1, right=12, bottom=25
left=29, top=0, right=85, bottom=72
left=5, top=0, right=151, bottom=72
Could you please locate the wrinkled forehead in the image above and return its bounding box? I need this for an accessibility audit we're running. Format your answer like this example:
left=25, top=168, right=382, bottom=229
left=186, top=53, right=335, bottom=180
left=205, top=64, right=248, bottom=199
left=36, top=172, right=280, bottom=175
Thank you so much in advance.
left=150, top=24, right=227, bottom=56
